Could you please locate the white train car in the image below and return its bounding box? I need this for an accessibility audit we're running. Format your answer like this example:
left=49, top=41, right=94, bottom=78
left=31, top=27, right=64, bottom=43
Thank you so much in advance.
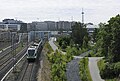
left=26, top=40, right=43, bottom=62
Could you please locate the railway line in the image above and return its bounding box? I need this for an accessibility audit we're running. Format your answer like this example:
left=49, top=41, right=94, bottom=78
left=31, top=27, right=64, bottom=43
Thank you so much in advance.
left=18, top=62, right=36, bottom=81
left=0, top=43, right=19, bottom=59
left=0, top=44, right=20, bottom=67
left=0, top=43, right=29, bottom=80
left=0, top=38, right=46, bottom=81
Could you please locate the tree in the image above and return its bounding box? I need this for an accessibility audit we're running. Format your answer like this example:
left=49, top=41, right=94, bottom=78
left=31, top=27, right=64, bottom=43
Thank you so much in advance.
left=57, top=36, right=71, bottom=50
left=96, top=15, right=120, bottom=61
left=71, top=22, right=88, bottom=47
left=92, top=28, right=98, bottom=43
left=82, top=35, right=89, bottom=49
left=96, top=14, right=120, bottom=79
left=96, top=23, right=112, bottom=58
left=110, top=19, right=120, bottom=62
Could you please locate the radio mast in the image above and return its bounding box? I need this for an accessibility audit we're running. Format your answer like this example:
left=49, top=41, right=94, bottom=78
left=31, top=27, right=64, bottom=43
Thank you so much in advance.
left=82, top=8, right=84, bottom=24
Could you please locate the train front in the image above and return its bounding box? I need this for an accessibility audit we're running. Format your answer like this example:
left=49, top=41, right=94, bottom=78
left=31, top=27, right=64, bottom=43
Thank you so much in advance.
left=26, top=46, right=37, bottom=62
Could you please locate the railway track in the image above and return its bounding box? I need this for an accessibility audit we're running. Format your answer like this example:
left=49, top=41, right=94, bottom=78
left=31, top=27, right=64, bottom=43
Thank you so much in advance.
left=0, top=47, right=27, bottom=80
left=16, top=40, right=46, bottom=81
left=0, top=44, right=20, bottom=68
left=18, top=62, right=35, bottom=81
left=0, top=43, right=19, bottom=60
left=0, top=40, right=45, bottom=81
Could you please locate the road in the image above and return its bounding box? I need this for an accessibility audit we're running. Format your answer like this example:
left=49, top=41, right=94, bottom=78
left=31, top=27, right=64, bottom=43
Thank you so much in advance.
left=89, top=57, right=104, bottom=81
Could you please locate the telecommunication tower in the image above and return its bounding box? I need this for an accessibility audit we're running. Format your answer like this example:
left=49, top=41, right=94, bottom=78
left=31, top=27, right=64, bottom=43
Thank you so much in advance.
left=82, top=8, right=84, bottom=24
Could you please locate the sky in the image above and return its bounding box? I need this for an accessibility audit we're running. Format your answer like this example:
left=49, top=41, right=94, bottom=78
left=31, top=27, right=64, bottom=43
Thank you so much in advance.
left=0, top=0, right=120, bottom=24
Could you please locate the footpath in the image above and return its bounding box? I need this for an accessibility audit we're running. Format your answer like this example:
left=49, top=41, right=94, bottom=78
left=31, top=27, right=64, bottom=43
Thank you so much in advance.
left=66, top=51, right=90, bottom=81
left=89, top=57, right=104, bottom=81
left=48, top=38, right=58, bottom=51
left=49, top=37, right=104, bottom=81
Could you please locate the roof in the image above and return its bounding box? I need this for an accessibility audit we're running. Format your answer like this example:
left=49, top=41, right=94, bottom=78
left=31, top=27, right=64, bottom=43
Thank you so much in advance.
left=86, top=24, right=99, bottom=28
left=28, top=46, right=37, bottom=50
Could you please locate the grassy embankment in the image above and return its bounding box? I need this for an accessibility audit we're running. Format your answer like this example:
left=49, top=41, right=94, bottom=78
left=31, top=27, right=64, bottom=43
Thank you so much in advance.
left=37, top=42, right=53, bottom=81
left=46, top=41, right=67, bottom=81
left=79, top=58, right=92, bottom=81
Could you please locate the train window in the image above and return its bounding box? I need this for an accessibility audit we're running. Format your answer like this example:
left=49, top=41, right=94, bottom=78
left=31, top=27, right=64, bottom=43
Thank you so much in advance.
left=28, top=50, right=35, bottom=56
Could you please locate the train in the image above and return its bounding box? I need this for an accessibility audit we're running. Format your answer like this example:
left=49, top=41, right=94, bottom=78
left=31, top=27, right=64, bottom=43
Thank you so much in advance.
left=26, top=40, right=43, bottom=62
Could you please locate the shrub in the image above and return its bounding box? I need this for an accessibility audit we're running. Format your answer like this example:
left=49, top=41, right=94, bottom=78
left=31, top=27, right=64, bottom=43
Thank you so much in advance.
left=100, top=62, right=120, bottom=79
left=79, top=58, right=92, bottom=81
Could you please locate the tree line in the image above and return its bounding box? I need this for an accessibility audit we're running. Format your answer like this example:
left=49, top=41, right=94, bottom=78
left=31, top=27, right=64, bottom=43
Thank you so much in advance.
left=94, top=14, right=120, bottom=79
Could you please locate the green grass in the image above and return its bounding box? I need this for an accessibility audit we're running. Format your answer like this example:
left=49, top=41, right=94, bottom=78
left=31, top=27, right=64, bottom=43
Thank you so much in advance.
left=97, top=59, right=106, bottom=71
left=79, top=58, right=92, bottom=81
left=54, top=41, right=66, bottom=52
left=16, top=45, right=24, bottom=52
left=45, top=42, right=54, bottom=54
left=105, top=78, right=118, bottom=81
left=45, top=42, right=67, bottom=81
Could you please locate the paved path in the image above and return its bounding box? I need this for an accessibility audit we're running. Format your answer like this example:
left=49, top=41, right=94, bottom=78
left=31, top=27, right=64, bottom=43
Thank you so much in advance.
left=66, top=51, right=91, bottom=81
left=66, top=58, right=81, bottom=81
left=89, top=57, right=104, bottom=81
left=49, top=37, right=66, bottom=54
left=49, top=37, right=58, bottom=51
left=49, top=38, right=103, bottom=81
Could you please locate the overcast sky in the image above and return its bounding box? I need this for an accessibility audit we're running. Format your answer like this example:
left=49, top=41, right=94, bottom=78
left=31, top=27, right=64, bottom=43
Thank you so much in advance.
left=0, top=0, right=120, bottom=24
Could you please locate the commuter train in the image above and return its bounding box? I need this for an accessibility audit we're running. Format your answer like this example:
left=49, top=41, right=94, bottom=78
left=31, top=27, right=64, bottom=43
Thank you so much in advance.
left=26, top=40, right=43, bottom=62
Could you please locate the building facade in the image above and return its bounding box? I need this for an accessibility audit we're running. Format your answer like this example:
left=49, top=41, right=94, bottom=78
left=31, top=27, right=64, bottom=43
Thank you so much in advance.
left=28, top=21, right=73, bottom=31
left=0, top=19, right=26, bottom=32
left=0, top=24, right=20, bottom=31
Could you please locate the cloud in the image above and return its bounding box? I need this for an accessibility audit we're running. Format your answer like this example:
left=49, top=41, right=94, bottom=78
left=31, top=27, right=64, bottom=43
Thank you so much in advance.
left=0, top=0, right=120, bottom=24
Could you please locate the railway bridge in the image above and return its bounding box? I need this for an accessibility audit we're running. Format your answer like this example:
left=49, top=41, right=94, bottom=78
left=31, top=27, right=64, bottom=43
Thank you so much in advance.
left=28, top=31, right=51, bottom=42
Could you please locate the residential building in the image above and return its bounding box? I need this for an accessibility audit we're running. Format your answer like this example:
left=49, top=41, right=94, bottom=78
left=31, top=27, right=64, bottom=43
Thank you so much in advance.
left=44, top=21, right=56, bottom=31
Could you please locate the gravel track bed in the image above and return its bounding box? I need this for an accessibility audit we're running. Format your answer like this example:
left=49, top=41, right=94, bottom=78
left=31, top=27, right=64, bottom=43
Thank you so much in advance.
left=0, top=44, right=28, bottom=80
left=4, top=57, right=26, bottom=81
left=19, top=63, right=34, bottom=81
left=0, top=42, right=11, bottom=51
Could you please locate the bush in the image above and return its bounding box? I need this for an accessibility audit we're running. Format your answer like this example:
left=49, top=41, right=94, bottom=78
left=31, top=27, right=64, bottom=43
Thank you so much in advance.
left=79, top=58, right=92, bottom=81
left=100, top=62, right=120, bottom=79
left=47, top=50, right=67, bottom=81
left=87, top=50, right=96, bottom=57
left=57, top=36, right=71, bottom=50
